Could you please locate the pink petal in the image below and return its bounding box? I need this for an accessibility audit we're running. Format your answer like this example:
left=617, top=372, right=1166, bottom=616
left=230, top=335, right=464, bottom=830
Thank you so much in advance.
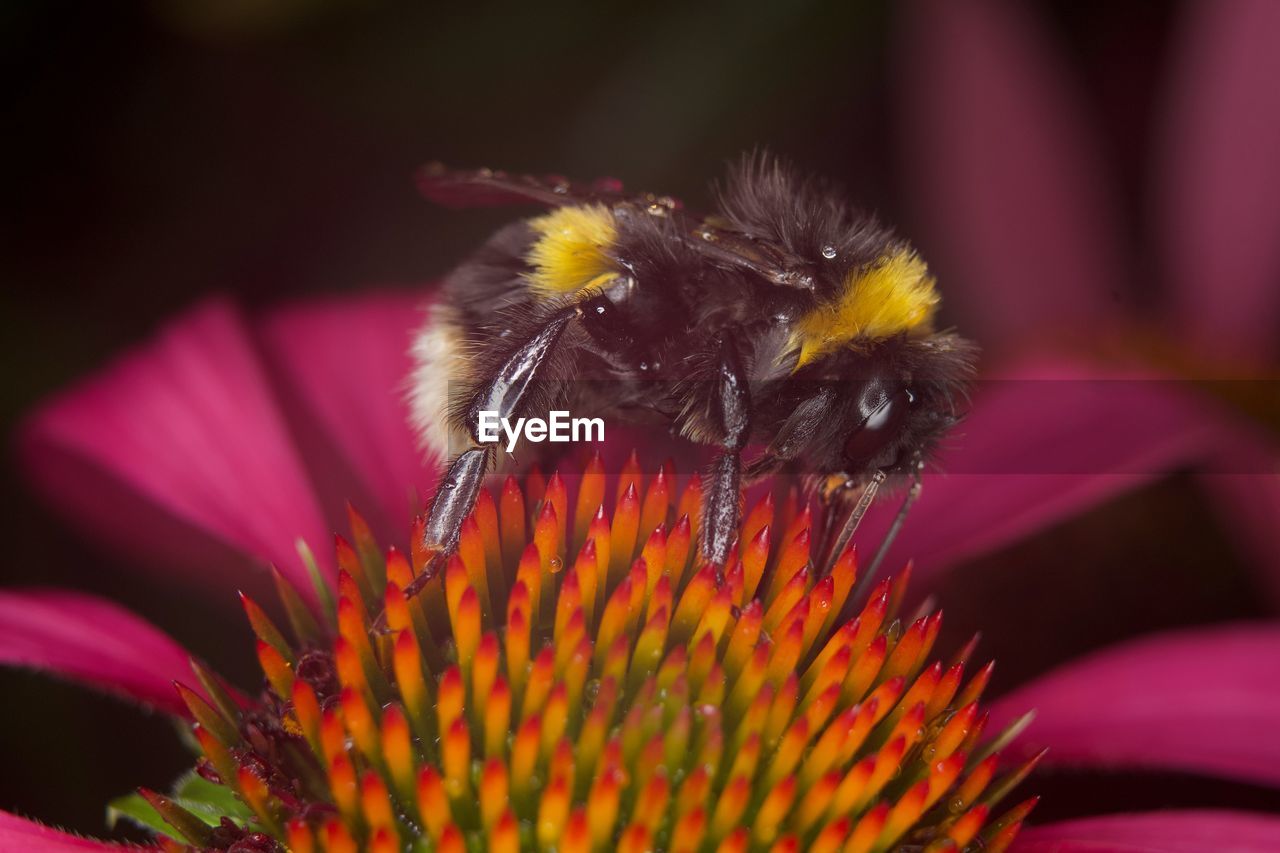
left=0, top=811, right=134, bottom=852
left=850, top=360, right=1280, bottom=602
left=20, top=299, right=333, bottom=596
left=1157, top=0, right=1280, bottom=363
left=860, top=360, right=1234, bottom=587
left=991, top=623, right=1280, bottom=786
left=1201, top=462, right=1280, bottom=606
left=256, top=291, right=439, bottom=539
left=0, top=590, right=201, bottom=716
left=895, top=0, right=1127, bottom=352
left=1014, top=809, right=1280, bottom=852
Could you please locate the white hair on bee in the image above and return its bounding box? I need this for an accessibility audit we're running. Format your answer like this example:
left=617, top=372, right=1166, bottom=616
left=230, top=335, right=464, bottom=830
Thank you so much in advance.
left=408, top=301, right=467, bottom=462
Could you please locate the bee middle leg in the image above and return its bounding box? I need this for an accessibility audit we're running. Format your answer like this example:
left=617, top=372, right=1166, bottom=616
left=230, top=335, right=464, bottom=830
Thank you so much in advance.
left=697, top=336, right=753, bottom=581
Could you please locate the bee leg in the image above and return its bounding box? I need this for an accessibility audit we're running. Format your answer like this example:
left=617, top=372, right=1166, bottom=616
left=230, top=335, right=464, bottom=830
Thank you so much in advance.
left=394, top=444, right=494, bottom=609
left=402, top=305, right=580, bottom=605
left=822, top=471, right=887, bottom=576
left=703, top=453, right=741, bottom=585
left=848, top=461, right=924, bottom=604
left=699, top=337, right=753, bottom=583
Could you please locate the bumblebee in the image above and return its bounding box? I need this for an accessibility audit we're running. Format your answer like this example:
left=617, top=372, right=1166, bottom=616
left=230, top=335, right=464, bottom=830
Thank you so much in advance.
left=408, top=155, right=975, bottom=587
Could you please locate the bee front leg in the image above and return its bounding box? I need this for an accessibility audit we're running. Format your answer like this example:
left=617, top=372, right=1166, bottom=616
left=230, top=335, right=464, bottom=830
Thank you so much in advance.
left=698, top=336, right=752, bottom=582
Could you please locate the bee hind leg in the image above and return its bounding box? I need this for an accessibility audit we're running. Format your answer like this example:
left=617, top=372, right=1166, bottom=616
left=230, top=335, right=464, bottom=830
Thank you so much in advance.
left=399, top=305, right=580, bottom=609
left=397, top=444, right=496, bottom=607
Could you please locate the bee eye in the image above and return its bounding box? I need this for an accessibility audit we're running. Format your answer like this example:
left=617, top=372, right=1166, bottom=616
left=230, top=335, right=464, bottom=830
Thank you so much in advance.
left=844, top=386, right=912, bottom=464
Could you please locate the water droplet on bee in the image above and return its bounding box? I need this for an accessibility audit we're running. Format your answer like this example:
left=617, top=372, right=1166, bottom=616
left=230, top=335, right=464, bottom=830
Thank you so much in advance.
left=548, top=555, right=564, bottom=574
left=822, top=245, right=838, bottom=259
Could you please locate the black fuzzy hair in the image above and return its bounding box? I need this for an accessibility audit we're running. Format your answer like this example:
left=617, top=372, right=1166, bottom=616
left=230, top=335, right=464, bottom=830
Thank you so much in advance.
left=714, top=152, right=897, bottom=299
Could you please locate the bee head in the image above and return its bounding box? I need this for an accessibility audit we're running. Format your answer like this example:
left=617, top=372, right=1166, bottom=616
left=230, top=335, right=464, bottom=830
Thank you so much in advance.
left=749, top=330, right=977, bottom=488
left=833, top=333, right=977, bottom=479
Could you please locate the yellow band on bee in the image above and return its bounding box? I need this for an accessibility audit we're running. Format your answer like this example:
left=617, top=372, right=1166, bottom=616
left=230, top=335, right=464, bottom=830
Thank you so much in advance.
left=791, top=248, right=939, bottom=368
left=525, top=205, right=620, bottom=295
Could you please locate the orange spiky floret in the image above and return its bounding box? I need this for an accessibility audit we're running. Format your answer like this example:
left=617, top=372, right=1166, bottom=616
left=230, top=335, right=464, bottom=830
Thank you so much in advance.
left=158, top=456, right=1035, bottom=852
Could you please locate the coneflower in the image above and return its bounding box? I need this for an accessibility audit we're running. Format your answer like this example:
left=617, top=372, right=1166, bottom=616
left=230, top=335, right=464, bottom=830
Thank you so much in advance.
left=147, top=453, right=1037, bottom=853
left=10, top=297, right=1280, bottom=851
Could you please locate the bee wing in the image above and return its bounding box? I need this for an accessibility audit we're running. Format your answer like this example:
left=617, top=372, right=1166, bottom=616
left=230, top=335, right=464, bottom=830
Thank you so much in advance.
left=418, top=162, right=813, bottom=291
left=416, top=162, right=630, bottom=209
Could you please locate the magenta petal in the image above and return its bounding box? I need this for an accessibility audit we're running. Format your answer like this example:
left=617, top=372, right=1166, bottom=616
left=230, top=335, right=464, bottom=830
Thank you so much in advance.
left=21, top=299, right=333, bottom=595
left=256, top=292, right=439, bottom=536
left=0, top=811, right=132, bottom=852
left=991, top=623, right=1280, bottom=786
left=1157, top=0, right=1280, bottom=362
left=1201, top=463, right=1280, bottom=605
left=0, top=589, right=201, bottom=716
left=895, top=0, right=1126, bottom=351
left=1014, top=809, right=1280, bottom=852
left=860, top=360, right=1230, bottom=587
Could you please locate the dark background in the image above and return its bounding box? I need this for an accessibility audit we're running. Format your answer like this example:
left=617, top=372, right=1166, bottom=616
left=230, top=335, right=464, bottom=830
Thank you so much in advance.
left=3, top=0, right=1276, bottom=840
